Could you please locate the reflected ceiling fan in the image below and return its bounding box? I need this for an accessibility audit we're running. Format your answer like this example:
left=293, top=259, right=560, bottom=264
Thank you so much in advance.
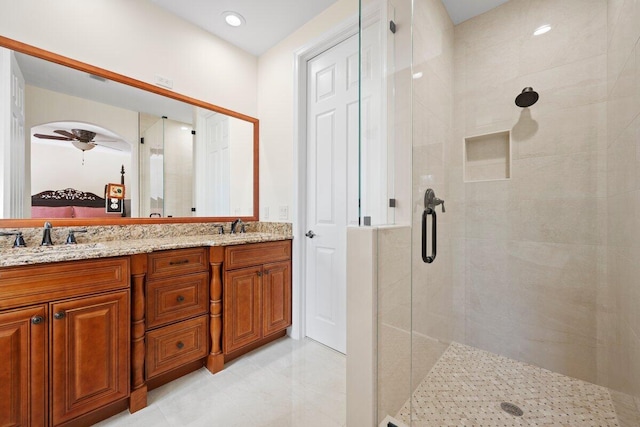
left=33, top=128, right=121, bottom=152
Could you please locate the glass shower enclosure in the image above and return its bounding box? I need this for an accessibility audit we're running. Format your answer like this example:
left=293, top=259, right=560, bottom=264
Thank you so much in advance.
left=362, top=0, right=640, bottom=425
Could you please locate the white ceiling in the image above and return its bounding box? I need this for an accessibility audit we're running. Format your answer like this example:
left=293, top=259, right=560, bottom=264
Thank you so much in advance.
left=150, top=1, right=511, bottom=56
left=151, top=0, right=339, bottom=56
left=441, top=0, right=510, bottom=25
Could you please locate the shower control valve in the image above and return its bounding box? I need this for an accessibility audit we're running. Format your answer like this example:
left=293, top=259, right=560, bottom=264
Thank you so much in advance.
left=424, top=188, right=445, bottom=213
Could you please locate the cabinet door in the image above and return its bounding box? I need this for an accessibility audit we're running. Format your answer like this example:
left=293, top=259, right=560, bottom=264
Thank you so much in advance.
left=0, top=306, right=46, bottom=427
left=263, top=261, right=292, bottom=337
left=224, top=266, right=262, bottom=353
left=51, top=291, right=129, bottom=425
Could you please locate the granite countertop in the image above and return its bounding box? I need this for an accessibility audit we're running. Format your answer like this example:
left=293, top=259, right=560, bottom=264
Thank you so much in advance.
left=0, top=232, right=293, bottom=268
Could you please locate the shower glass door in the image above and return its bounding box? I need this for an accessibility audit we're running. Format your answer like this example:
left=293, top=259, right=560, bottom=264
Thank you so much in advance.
left=372, top=0, right=640, bottom=425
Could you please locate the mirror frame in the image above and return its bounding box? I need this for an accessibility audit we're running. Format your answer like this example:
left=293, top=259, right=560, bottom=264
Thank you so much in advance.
left=0, top=35, right=259, bottom=228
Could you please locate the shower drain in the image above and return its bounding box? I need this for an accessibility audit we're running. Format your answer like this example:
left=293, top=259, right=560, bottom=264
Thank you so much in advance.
left=500, top=402, right=524, bottom=417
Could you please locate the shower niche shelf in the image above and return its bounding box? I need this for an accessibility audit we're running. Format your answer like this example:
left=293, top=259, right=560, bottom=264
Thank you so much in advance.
left=464, top=130, right=511, bottom=182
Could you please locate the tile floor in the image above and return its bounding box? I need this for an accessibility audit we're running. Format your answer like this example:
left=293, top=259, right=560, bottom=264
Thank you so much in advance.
left=95, top=337, right=346, bottom=427
left=396, top=342, right=640, bottom=427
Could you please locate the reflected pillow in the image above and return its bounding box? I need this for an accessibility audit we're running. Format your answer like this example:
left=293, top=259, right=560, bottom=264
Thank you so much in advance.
left=31, top=206, right=74, bottom=218
left=72, top=206, right=122, bottom=218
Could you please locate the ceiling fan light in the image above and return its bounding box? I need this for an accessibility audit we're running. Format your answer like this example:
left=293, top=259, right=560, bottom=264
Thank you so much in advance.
left=71, top=141, right=96, bottom=152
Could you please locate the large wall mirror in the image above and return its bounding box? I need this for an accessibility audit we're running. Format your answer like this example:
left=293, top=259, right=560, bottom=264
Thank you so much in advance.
left=0, top=36, right=258, bottom=227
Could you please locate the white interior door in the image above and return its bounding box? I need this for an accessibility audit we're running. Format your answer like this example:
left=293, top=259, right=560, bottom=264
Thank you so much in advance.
left=305, top=34, right=359, bottom=354
left=194, top=110, right=229, bottom=216
left=0, top=48, right=25, bottom=218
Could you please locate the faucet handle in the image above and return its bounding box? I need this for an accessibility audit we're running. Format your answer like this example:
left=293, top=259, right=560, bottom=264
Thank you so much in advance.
left=0, top=231, right=26, bottom=248
left=214, top=225, right=224, bottom=235
left=66, top=229, right=87, bottom=245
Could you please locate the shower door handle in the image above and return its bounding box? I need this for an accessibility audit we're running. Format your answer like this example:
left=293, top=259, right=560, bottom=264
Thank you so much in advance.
left=422, top=207, right=436, bottom=264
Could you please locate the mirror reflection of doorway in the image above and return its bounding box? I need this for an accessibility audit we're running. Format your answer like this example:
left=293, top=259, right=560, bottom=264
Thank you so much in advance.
left=194, top=109, right=231, bottom=217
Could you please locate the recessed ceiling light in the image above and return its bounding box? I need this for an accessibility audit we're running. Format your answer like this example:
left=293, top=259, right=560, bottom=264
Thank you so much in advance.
left=223, top=11, right=245, bottom=27
left=533, top=24, right=552, bottom=36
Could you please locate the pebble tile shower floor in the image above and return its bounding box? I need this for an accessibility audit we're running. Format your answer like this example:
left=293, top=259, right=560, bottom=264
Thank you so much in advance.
left=396, top=342, right=639, bottom=427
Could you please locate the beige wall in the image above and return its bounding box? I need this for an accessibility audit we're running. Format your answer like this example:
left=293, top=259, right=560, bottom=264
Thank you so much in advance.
left=601, top=0, right=640, bottom=398
left=257, top=0, right=358, bottom=221
left=31, top=142, right=130, bottom=197
left=454, top=0, right=608, bottom=384
left=0, top=0, right=258, bottom=116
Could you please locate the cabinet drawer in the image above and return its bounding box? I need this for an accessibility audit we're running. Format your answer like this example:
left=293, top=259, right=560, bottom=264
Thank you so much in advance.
left=0, top=257, right=129, bottom=310
left=146, top=272, right=209, bottom=329
left=146, top=315, right=208, bottom=379
left=147, top=248, right=208, bottom=280
left=225, top=240, right=291, bottom=270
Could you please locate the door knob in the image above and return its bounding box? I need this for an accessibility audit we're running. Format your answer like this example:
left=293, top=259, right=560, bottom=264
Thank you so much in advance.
left=305, top=230, right=316, bottom=238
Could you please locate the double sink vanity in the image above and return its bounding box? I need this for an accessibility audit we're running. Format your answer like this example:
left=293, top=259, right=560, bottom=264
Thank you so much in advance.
left=0, top=222, right=293, bottom=427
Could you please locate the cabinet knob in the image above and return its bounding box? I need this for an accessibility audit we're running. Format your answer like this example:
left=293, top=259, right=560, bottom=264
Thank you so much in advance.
left=257, top=271, right=263, bottom=277
left=176, top=295, right=185, bottom=303
left=53, top=311, right=66, bottom=320
left=31, top=315, right=44, bottom=325
left=176, top=341, right=184, bottom=349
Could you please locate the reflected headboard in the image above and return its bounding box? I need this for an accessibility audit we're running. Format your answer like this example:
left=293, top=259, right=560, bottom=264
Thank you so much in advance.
left=30, top=188, right=124, bottom=218
left=31, top=188, right=105, bottom=207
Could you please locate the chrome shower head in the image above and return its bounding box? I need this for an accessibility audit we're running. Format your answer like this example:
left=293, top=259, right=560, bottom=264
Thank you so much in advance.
left=515, top=87, right=539, bottom=107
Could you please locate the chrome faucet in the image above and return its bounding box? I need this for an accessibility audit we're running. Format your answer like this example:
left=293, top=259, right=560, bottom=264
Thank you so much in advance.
left=230, top=219, right=245, bottom=234
left=41, top=222, right=53, bottom=246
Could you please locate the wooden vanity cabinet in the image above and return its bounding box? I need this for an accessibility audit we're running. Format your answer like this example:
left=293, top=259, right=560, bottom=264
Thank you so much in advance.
left=223, top=241, right=292, bottom=356
left=145, top=248, right=209, bottom=383
left=51, top=291, right=129, bottom=426
left=0, top=257, right=130, bottom=427
left=0, top=305, right=46, bottom=427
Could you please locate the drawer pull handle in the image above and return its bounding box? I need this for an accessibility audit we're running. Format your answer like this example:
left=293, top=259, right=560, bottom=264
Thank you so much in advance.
left=176, top=295, right=185, bottom=303
left=176, top=341, right=184, bottom=349
left=169, top=259, right=189, bottom=266
left=54, top=311, right=66, bottom=320
left=31, top=315, right=44, bottom=325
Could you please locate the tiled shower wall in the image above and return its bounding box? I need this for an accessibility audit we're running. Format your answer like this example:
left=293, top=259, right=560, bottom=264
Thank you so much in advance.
left=601, top=0, right=640, bottom=398
left=453, top=0, right=607, bottom=384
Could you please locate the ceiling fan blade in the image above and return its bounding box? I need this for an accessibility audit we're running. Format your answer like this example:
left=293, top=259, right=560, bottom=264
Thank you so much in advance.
left=54, top=130, right=76, bottom=139
left=33, top=133, right=73, bottom=141
left=93, top=142, right=123, bottom=151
